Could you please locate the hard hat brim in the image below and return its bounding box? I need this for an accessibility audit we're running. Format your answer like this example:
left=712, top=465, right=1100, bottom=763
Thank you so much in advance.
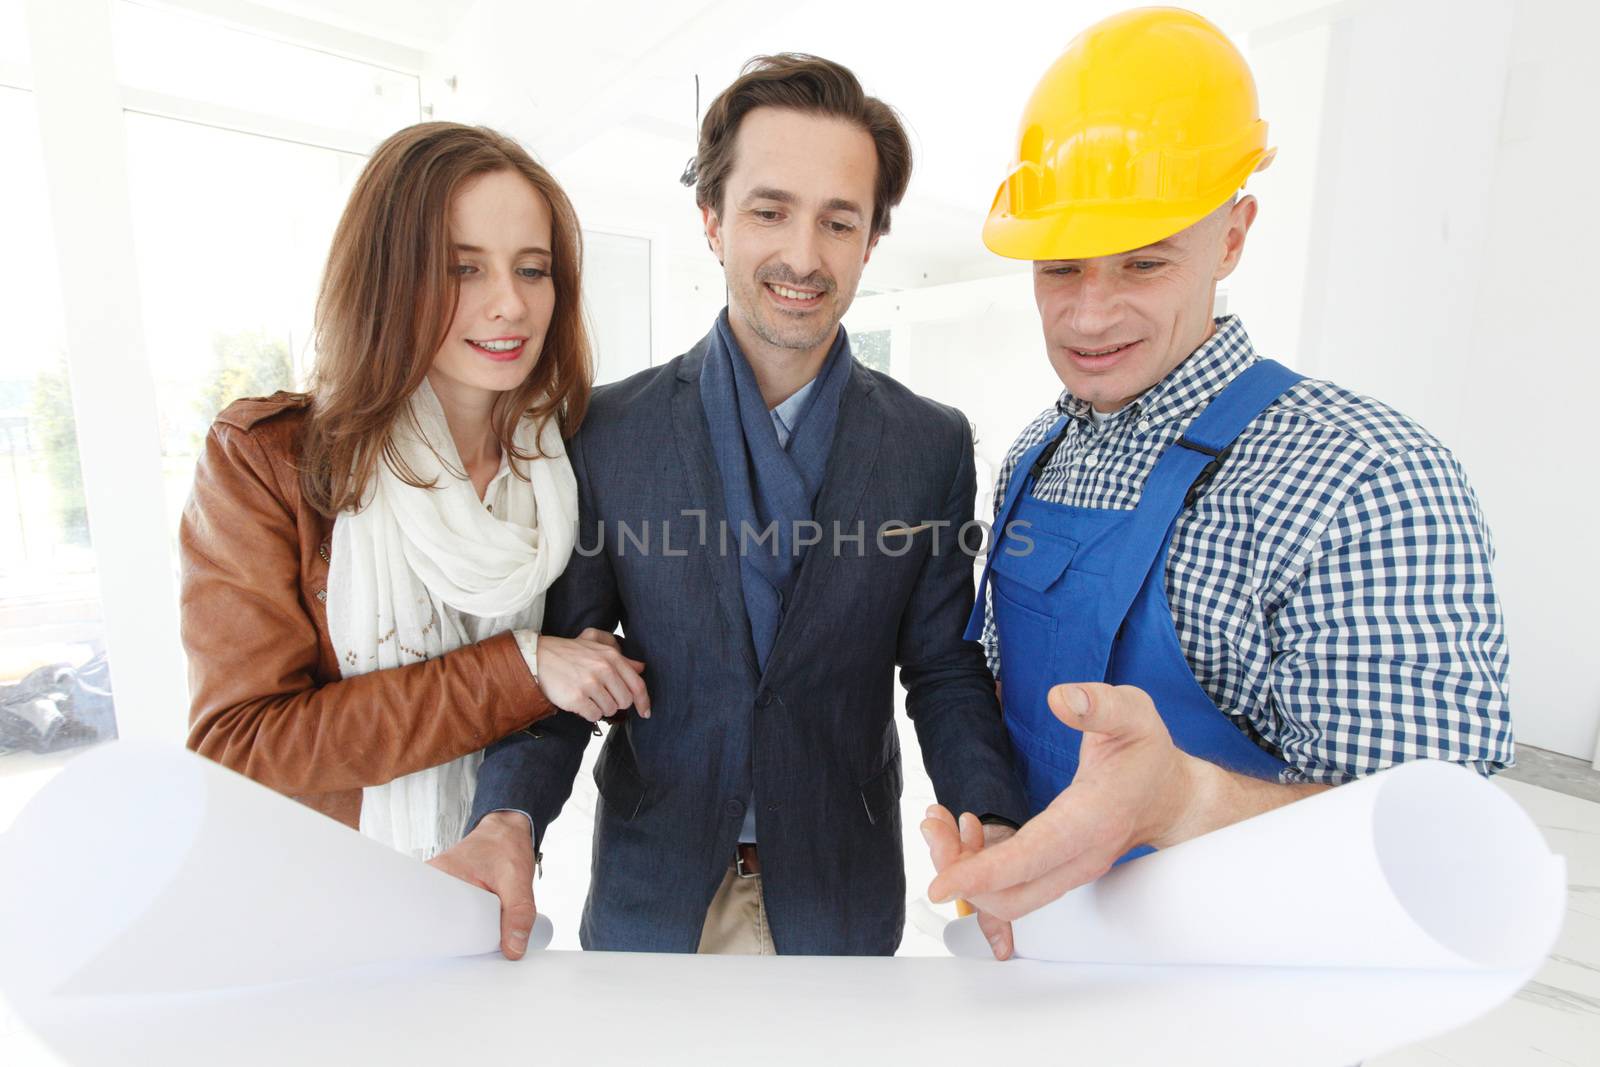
left=983, top=149, right=1272, bottom=262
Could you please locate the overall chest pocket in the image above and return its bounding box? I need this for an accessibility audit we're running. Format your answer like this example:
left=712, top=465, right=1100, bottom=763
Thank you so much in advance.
left=990, top=529, right=1078, bottom=602
left=989, top=528, right=1119, bottom=755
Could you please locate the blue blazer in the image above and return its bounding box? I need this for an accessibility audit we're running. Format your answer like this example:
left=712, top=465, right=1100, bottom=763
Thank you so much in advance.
left=471, top=332, right=1026, bottom=955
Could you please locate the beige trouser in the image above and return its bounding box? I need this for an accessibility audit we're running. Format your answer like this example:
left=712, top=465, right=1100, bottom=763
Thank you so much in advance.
left=697, top=863, right=776, bottom=954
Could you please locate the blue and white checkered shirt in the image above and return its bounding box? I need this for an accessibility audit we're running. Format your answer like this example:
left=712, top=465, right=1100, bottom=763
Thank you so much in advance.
left=981, top=316, right=1513, bottom=784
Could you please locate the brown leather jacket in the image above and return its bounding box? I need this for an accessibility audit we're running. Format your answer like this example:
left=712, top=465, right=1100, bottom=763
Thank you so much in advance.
left=180, top=392, right=554, bottom=828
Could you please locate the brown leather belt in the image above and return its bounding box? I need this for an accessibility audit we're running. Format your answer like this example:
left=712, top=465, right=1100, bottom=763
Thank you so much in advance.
left=735, top=843, right=761, bottom=878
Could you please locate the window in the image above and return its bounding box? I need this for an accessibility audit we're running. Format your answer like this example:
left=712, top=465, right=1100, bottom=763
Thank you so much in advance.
left=122, top=112, right=367, bottom=539
left=0, top=87, right=116, bottom=758
left=108, top=4, right=423, bottom=545
left=3, top=0, right=425, bottom=758
left=853, top=329, right=892, bottom=375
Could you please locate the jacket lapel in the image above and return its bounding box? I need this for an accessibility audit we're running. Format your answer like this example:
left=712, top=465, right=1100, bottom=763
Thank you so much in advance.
left=762, top=361, right=883, bottom=681
left=671, top=337, right=761, bottom=679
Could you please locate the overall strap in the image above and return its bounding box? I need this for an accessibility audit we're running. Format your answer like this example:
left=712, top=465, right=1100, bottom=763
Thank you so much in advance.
left=1092, top=360, right=1304, bottom=641
left=964, top=415, right=1069, bottom=642
left=1176, top=359, right=1304, bottom=455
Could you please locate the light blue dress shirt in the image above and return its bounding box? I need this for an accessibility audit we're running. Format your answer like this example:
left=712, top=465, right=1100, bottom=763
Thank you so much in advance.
left=769, top=377, right=818, bottom=449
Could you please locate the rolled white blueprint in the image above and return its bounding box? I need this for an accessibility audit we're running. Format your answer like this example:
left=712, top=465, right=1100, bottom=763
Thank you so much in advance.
left=0, top=741, right=550, bottom=996
left=945, top=759, right=1565, bottom=971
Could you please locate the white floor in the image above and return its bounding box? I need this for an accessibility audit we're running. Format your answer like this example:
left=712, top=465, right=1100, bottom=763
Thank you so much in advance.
left=3, top=738, right=1598, bottom=1065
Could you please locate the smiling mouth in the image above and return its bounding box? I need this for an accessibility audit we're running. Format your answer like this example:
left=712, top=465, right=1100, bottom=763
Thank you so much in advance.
left=466, top=337, right=527, bottom=360
left=765, top=282, right=824, bottom=305
left=1070, top=340, right=1140, bottom=358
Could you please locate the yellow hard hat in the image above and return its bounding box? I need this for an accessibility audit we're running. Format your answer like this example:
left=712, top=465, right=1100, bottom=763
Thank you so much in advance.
left=984, top=6, right=1275, bottom=261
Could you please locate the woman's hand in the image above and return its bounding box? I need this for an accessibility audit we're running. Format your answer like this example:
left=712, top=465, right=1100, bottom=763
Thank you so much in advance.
left=534, top=628, right=651, bottom=722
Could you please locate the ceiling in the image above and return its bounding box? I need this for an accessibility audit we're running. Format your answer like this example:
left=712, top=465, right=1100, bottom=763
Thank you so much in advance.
left=164, top=0, right=1326, bottom=291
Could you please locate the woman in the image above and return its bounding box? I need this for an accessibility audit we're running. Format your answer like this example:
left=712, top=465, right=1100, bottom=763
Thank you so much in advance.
left=181, top=123, right=647, bottom=860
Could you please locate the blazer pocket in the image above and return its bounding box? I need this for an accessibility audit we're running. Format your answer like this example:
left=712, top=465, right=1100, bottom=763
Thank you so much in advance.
left=593, top=730, right=651, bottom=821
left=858, top=751, right=903, bottom=827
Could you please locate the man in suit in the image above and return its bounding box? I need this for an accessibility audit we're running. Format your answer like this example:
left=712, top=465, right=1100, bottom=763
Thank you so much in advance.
left=431, top=53, right=1027, bottom=957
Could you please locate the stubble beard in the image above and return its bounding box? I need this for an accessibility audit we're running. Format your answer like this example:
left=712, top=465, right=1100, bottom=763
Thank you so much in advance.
left=735, top=276, right=841, bottom=354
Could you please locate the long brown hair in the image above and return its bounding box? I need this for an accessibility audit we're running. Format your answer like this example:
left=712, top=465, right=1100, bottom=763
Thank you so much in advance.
left=300, top=122, right=592, bottom=516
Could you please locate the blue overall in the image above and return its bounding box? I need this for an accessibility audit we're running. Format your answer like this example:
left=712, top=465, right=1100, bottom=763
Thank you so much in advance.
left=965, top=361, right=1303, bottom=860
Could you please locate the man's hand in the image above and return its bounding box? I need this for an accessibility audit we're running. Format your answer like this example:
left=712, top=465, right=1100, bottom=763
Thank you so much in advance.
left=535, top=627, right=651, bottom=723
left=929, top=683, right=1328, bottom=922
left=429, top=810, right=539, bottom=960
left=929, top=682, right=1197, bottom=921
left=921, top=806, right=1016, bottom=960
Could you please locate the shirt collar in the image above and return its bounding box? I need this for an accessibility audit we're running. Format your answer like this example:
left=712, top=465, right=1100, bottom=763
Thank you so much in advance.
left=771, top=375, right=819, bottom=435
left=1053, top=315, right=1260, bottom=428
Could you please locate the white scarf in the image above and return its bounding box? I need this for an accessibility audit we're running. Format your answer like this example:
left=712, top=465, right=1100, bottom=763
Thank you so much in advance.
left=327, top=378, right=577, bottom=860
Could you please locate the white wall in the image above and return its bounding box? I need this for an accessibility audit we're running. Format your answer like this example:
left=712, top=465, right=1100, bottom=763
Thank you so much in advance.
left=1233, top=0, right=1599, bottom=761
left=579, top=230, right=655, bottom=386
left=1465, top=0, right=1600, bottom=763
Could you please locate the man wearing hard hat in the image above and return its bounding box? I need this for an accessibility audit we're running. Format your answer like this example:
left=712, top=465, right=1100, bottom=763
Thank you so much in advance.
left=922, top=7, right=1513, bottom=956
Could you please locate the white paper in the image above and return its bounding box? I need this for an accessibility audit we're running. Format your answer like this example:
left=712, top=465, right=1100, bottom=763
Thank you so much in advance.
left=0, top=748, right=1569, bottom=1067
left=1, top=946, right=1560, bottom=1067
left=0, top=741, right=546, bottom=998
left=944, top=760, right=1565, bottom=972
